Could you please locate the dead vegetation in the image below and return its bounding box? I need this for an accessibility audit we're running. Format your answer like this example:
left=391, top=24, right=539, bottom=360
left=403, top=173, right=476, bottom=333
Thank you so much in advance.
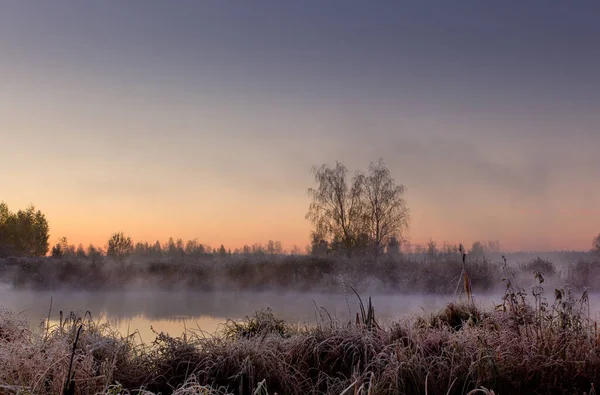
left=1, top=266, right=600, bottom=395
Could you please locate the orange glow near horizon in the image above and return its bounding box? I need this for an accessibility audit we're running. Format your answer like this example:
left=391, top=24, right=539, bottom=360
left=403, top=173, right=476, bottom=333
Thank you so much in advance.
left=3, top=195, right=596, bottom=253
left=2, top=2, right=599, bottom=254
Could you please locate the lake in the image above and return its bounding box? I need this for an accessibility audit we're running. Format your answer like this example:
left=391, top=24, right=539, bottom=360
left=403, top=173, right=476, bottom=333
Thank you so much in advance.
left=1, top=284, right=598, bottom=343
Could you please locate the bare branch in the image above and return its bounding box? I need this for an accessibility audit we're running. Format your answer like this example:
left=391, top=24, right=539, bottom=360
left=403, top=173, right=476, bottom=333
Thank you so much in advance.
left=306, top=159, right=409, bottom=257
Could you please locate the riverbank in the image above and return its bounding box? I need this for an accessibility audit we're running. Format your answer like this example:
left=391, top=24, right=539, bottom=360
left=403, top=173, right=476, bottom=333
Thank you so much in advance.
left=1, top=275, right=598, bottom=395
left=2, top=253, right=598, bottom=294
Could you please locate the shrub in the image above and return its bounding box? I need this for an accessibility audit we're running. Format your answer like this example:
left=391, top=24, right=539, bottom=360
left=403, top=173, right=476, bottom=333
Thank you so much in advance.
left=520, top=257, right=556, bottom=276
left=106, top=232, right=133, bottom=263
left=566, top=259, right=600, bottom=290
left=222, top=308, right=290, bottom=340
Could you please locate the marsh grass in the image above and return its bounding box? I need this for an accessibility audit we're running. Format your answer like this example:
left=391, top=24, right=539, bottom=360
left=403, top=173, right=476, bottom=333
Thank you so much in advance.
left=3, top=254, right=600, bottom=394
left=2, top=273, right=600, bottom=395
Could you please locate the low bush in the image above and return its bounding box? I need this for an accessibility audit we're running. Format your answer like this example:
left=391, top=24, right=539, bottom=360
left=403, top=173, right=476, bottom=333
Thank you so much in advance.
left=1, top=254, right=510, bottom=295
left=519, top=257, right=557, bottom=277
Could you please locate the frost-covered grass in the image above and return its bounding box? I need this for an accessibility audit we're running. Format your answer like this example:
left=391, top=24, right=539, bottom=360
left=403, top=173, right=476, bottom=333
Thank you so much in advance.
left=1, top=270, right=600, bottom=394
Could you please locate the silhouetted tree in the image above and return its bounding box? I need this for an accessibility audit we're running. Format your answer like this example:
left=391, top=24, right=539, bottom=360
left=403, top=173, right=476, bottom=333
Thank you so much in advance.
left=60, top=237, right=75, bottom=256
left=134, top=242, right=147, bottom=256
left=20, top=205, right=50, bottom=256
left=306, top=162, right=365, bottom=256
left=0, top=203, right=10, bottom=257
left=486, top=240, right=501, bottom=253
left=0, top=203, right=9, bottom=223
left=291, top=244, right=304, bottom=255
left=175, top=238, right=185, bottom=256
left=51, top=236, right=70, bottom=258
left=306, top=160, right=409, bottom=257
left=467, top=240, right=500, bottom=259
left=106, top=232, right=133, bottom=263
left=357, top=159, right=409, bottom=255
left=87, top=244, right=103, bottom=264
left=469, top=241, right=486, bottom=259
left=185, top=239, right=205, bottom=256
left=76, top=243, right=87, bottom=259
left=51, top=244, right=62, bottom=257
left=251, top=243, right=266, bottom=255
left=593, top=234, right=600, bottom=256
left=151, top=240, right=163, bottom=257
left=441, top=242, right=459, bottom=255
left=0, top=203, right=49, bottom=257
left=427, top=239, right=438, bottom=260
left=166, top=237, right=176, bottom=256
left=163, top=237, right=184, bottom=257
left=267, top=240, right=283, bottom=255
left=440, top=242, right=460, bottom=260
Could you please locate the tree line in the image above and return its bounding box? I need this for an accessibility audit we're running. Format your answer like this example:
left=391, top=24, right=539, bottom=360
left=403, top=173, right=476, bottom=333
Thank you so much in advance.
left=48, top=232, right=508, bottom=263
left=50, top=232, right=297, bottom=263
left=0, top=202, right=49, bottom=257
left=2, top=158, right=600, bottom=260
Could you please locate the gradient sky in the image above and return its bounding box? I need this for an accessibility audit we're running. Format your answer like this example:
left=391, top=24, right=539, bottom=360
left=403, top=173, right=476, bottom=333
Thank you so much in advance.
left=1, top=1, right=599, bottom=252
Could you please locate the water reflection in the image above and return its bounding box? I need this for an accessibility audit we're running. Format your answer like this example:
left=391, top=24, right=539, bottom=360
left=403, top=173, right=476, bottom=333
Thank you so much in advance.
left=46, top=313, right=228, bottom=344
left=3, top=285, right=599, bottom=343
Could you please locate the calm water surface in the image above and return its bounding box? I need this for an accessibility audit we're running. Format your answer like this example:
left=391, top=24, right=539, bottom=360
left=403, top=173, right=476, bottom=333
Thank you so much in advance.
left=1, top=284, right=598, bottom=343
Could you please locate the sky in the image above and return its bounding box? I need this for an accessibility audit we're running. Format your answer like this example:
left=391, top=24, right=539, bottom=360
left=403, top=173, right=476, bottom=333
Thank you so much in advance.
left=1, top=1, right=599, bottom=252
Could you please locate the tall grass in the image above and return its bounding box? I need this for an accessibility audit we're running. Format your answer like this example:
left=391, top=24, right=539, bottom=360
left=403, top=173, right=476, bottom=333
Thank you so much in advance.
left=2, top=268, right=600, bottom=394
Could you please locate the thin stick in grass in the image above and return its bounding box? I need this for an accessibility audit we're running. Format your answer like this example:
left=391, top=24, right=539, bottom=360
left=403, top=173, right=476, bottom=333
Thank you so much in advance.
left=62, top=324, right=83, bottom=395
left=45, top=296, right=52, bottom=339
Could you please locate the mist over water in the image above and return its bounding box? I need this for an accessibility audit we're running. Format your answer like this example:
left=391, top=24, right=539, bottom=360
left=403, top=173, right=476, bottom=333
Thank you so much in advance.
left=0, top=250, right=596, bottom=342
left=3, top=281, right=600, bottom=343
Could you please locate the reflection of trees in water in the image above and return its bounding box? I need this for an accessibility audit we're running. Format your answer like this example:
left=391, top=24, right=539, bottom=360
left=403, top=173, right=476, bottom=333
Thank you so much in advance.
left=103, top=313, right=193, bottom=329
left=2, top=288, right=445, bottom=322
left=10, top=288, right=585, bottom=326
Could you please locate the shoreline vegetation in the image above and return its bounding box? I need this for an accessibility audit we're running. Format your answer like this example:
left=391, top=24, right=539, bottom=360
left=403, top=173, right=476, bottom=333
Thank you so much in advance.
left=1, top=266, right=600, bottom=394
left=1, top=249, right=599, bottom=294
left=2, top=192, right=600, bottom=393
